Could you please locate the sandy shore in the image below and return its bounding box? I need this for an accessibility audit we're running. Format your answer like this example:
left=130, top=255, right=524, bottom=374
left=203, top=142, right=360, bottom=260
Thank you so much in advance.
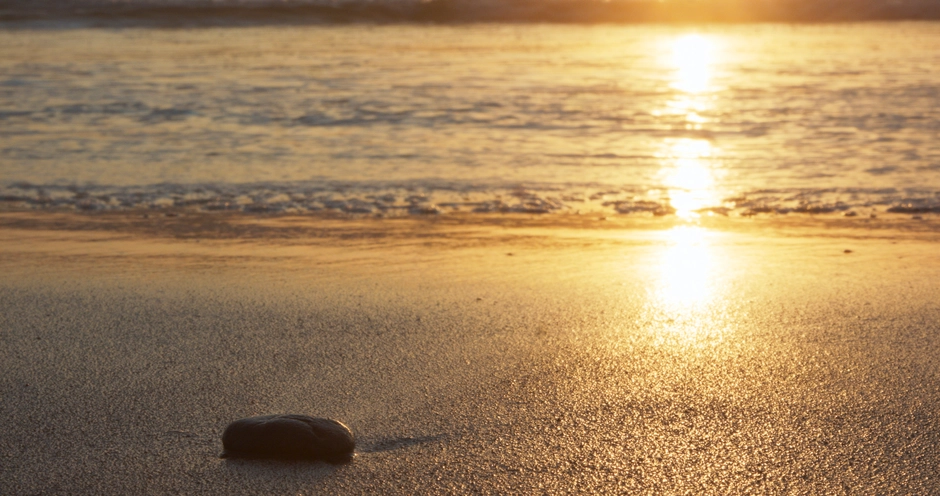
left=1, top=211, right=939, bottom=494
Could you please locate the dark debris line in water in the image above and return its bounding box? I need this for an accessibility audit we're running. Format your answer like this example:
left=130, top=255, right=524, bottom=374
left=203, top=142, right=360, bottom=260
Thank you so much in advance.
left=2, top=0, right=940, bottom=25
left=1, top=182, right=939, bottom=219
left=221, top=415, right=356, bottom=464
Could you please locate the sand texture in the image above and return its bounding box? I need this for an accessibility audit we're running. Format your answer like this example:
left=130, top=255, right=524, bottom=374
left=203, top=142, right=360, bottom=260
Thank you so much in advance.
left=1, top=212, right=939, bottom=494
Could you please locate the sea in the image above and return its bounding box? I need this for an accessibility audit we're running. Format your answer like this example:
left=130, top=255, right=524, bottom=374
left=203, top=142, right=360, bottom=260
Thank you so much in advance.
left=1, top=10, right=939, bottom=220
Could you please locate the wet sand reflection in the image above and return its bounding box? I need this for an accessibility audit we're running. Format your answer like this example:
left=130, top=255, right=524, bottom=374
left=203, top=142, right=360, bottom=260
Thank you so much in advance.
left=644, top=226, right=731, bottom=346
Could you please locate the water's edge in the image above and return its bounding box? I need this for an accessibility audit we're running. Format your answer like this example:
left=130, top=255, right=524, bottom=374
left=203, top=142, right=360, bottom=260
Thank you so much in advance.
left=2, top=181, right=938, bottom=219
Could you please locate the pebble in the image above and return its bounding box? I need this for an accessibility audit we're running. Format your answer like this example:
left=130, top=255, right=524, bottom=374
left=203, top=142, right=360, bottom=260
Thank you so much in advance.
left=221, top=414, right=355, bottom=463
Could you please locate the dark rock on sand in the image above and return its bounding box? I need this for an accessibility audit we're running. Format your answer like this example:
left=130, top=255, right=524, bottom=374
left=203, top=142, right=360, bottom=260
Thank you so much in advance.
left=221, top=414, right=355, bottom=463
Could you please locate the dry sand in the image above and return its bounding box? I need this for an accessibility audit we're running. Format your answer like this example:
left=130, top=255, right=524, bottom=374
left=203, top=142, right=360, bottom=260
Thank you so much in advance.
left=1, top=211, right=939, bottom=494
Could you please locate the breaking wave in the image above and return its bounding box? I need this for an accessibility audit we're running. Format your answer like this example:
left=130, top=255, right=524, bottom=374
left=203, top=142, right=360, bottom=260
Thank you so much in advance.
left=2, top=181, right=938, bottom=219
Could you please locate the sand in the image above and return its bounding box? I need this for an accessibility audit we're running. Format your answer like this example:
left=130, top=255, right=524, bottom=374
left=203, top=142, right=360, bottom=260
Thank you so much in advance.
left=1, top=211, right=939, bottom=494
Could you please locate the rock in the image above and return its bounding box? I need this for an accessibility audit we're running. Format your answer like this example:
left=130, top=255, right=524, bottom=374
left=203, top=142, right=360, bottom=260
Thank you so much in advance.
left=221, top=414, right=355, bottom=463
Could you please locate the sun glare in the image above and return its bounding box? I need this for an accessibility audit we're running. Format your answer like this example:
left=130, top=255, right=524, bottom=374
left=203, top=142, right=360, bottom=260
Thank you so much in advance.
left=640, top=226, right=731, bottom=346
left=671, top=34, right=714, bottom=94
left=652, top=34, right=726, bottom=219
left=658, top=139, right=721, bottom=219
left=656, top=226, right=714, bottom=308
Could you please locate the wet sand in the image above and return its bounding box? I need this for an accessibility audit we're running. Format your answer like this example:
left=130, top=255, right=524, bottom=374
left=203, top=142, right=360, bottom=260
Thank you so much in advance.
left=1, top=211, right=939, bottom=494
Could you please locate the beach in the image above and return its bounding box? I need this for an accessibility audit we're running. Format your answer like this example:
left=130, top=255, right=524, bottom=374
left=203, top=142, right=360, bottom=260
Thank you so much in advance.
left=2, top=11, right=940, bottom=494
left=1, top=211, right=939, bottom=493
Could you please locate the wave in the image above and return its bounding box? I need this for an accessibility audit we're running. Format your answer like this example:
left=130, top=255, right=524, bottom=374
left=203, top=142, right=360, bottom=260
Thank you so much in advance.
left=3, top=0, right=940, bottom=26
left=2, top=181, right=938, bottom=219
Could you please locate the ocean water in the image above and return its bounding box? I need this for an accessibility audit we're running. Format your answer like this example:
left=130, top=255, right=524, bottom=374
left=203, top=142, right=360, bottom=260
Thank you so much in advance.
left=1, top=22, right=939, bottom=218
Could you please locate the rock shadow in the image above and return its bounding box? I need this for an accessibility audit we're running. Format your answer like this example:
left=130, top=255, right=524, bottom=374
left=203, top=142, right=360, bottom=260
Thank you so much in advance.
left=220, top=457, right=340, bottom=487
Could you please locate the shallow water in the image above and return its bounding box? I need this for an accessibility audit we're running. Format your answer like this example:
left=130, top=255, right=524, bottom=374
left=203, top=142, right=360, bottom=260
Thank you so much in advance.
left=1, top=23, right=939, bottom=218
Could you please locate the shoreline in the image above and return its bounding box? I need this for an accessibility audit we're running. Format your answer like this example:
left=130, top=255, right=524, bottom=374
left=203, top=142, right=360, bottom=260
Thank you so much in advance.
left=3, top=207, right=939, bottom=238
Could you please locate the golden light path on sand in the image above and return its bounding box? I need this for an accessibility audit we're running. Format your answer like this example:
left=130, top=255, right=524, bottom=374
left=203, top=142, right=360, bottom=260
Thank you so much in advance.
left=643, top=225, right=730, bottom=346
left=655, top=226, right=717, bottom=309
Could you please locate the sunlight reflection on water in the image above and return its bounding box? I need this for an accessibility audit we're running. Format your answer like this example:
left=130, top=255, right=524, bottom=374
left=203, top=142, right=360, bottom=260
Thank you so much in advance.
left=659, top=34, right=724, bottom=219
left=658, top=138, right=723, bottom=219
left=3, top=25, right=938, bottom=216
left=670, top=34, right=715, bottom=94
